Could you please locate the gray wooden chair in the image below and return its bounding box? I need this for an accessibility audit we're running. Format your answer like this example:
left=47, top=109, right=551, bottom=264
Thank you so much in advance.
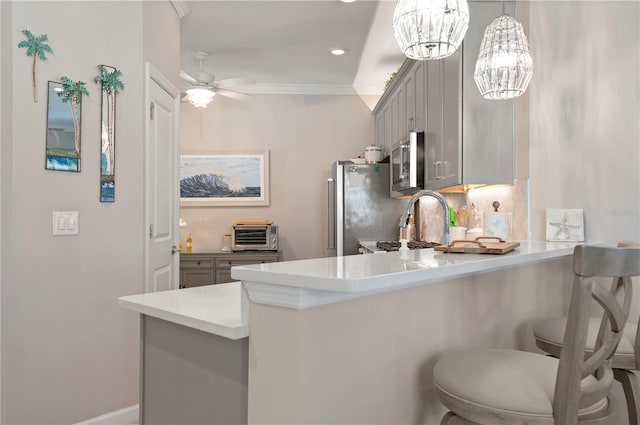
left=534, top=241, right=640, bottom=425
left=433, top=244, right=640, bottom=425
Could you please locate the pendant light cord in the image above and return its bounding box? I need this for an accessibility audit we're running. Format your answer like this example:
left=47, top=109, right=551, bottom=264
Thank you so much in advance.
left=501, top=0, right=506, bottom=16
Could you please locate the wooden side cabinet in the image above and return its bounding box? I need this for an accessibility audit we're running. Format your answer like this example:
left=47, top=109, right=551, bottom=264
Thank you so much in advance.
left=179, top=252, right=279, bottom=288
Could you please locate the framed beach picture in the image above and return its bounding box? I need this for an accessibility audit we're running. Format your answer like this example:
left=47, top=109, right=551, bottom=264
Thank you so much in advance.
left=46, top=81, right=81, bottom=172
left=180, top=151, right=270, bottom=207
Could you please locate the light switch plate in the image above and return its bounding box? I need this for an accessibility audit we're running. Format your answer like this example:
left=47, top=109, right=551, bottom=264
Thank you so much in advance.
left=52, top=211, right=79, bottom=236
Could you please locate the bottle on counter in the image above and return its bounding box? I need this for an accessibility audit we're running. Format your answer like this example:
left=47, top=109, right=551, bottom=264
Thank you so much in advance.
left=221, top=234, right=232, bottom=252
left=186, top=232, right=193, bottom=253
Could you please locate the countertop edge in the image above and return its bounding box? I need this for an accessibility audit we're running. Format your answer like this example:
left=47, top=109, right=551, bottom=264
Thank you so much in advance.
left=118, top=283, right=248, bottom=340
left=234, top=242, right=577, bottom=310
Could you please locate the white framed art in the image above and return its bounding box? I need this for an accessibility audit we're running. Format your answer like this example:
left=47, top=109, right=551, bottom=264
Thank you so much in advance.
left=546, top=208, right=585, bottom=242
left=179, top=151, right=270, bottom=207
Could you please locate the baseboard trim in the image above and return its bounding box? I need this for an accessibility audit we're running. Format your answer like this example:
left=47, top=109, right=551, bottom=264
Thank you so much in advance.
left=74, top=404, right=139, bottom=425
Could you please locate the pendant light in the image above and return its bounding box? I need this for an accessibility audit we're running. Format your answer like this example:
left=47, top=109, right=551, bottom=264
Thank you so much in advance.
left=393, top=0, right=470, bottom=60
left=474, top=3, right=533, bottom=100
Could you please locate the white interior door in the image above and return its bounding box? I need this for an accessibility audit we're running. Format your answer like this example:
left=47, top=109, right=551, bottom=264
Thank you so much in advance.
left=145, top=63, right=180, bottom=292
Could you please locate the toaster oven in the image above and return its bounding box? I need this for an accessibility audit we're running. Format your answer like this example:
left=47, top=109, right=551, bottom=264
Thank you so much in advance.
left=232, top=224, right=278, bottom=251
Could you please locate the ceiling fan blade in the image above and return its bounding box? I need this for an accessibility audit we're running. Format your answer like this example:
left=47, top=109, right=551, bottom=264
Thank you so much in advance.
left=215, top=88, right=252, bottom=101
left=213, top=77, right=255, bottom=89
left=180, top=70, right=199, bottom=85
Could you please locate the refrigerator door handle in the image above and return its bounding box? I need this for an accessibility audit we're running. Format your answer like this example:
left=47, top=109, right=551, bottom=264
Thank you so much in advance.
left=326, top=178, right=336, bottom=250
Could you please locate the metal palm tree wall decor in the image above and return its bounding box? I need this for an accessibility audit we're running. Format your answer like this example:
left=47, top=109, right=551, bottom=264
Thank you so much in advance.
left=17, top=30, right=53, bottom=103
left=94, top=65, right=124, bottom=202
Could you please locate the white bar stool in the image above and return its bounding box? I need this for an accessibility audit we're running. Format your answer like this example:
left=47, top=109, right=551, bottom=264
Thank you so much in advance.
left=433, top=244, right=640, bottom=425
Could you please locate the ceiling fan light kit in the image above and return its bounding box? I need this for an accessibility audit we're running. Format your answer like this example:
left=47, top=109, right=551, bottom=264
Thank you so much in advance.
left=393, top=0, right=470, bottom=60
left=474, top=13, right=533, bottom=100
left=186, top=87, right=216, bottom=108
left=180, top=51, right=254, bottom=108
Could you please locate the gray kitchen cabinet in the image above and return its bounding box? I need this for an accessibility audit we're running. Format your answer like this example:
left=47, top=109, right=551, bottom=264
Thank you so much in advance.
left=426, top=0, right=520, bottom=190
left=179, top=252, right=279, bottom=288
left=403, top=60, right=425, bottom=136
left=375, top=59, right=423, bottom=157
left=425, top=51, right=461, bottom=190
left=373, top=0, right=526, bottom=192
left=180, top=254, right=215, bottom=288
left=385, top=91, right=400, bottom=156
left=396, top=81, right=405, bottom=146
left=375, top=112, right=385, bottom=150
left=214, top=254, right=279, bottom=285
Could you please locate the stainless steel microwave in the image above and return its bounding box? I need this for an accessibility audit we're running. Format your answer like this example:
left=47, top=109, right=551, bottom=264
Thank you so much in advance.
left=390, top=131, right=425, bottom=196
left=232, top=224, right=278, bottom=251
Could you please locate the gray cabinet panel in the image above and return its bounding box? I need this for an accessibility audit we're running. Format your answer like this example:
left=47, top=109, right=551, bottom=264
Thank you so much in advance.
left=179, top=252, right=279, bottom=288
left=441, top=49, right=462, bottom=188
left=142, top=315, right=248, bottom=424
left=413, top=62, right=425, bottom=133
left=425, top=60, right=444, bottom=188
left=461, top=1, right=516, bottom=185
left=180, top=270, right=215, bottom=288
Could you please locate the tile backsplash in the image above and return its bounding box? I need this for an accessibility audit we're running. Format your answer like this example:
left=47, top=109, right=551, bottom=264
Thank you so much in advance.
left=417, top=180, right=530, bottom=243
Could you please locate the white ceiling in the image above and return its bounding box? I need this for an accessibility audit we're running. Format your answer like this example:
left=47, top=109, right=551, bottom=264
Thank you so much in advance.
left=179, top=0, right=406, bottom=95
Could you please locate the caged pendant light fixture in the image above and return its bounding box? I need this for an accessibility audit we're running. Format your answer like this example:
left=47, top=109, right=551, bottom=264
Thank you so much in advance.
left=393, top=0, right=470, bottom=60
left=474, top=3, right=533, bottom=100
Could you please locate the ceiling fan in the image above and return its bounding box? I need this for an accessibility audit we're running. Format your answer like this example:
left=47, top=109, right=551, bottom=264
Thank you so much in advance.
left=180, top=51, right=255, bottom=108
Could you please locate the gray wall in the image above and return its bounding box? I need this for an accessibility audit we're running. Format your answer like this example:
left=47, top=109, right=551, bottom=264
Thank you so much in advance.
left=529, top=0, right=640, bottom=244
left=179, top=94, right=378, bottom=261
left=1, top=1, right=179, bottom=423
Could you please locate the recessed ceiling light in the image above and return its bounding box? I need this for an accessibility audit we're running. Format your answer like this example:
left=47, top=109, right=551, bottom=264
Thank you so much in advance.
left=340, top=0, right=357, bottom=3
left=331, top=48, right=347, bottom=56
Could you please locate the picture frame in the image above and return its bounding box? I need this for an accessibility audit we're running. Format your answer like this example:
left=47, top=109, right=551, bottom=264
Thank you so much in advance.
left=180, top=151, right=270, bottom=207
left=546, top=208, right=585, bottom=242
left=45, top=81, right=81, bottom=172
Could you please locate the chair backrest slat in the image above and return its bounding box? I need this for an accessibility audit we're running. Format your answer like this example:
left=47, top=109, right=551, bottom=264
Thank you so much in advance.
left=573, top=245, right=640, bottom=277
left=554, top=244, right=640, bottom=425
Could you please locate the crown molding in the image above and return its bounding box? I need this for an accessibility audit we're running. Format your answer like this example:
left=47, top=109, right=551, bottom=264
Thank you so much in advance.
left=170, top=0, right=192, bottom=18
left=237, top=83, right=358, bottom=96
left=232, top=83, right=384, bottom=96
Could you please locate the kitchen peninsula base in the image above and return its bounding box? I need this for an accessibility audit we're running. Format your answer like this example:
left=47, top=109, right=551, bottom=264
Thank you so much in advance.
left=233, top=243, right=577, bottom=424
left=141, top=315, right=247, bottom=424
left=119, top=283, right=249, bottom=424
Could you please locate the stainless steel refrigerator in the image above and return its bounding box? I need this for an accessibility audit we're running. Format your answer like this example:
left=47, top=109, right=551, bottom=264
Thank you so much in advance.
left=326, top=161, right=407, bottom=256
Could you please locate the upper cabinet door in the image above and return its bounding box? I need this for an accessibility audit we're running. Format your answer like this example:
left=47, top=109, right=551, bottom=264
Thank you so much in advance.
left=383, top=103, right=394, bottom=158
left=404, top=68, right=415, bottom=136
left=440, top=50, right=462, bottom=188
left=413, top=61, right=425, bottom=134
left=395, top=84, right=405, bottom=145
left=425, top=59, right=444, bottom=189
left=461, top=1, right=516, bottom=185
left=375, top=112, right=385, bottom=154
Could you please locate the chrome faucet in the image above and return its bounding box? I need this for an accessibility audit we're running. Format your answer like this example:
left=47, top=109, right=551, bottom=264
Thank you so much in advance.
left=399, top=190, right=450, bottom=246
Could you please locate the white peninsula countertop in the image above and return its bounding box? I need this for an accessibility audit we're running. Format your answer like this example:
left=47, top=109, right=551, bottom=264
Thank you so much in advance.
left=118, top=241, right=576, bottom=337
left=232, top=241, right=577, bottom=309
left=119, top=282, right=247, bottom=339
